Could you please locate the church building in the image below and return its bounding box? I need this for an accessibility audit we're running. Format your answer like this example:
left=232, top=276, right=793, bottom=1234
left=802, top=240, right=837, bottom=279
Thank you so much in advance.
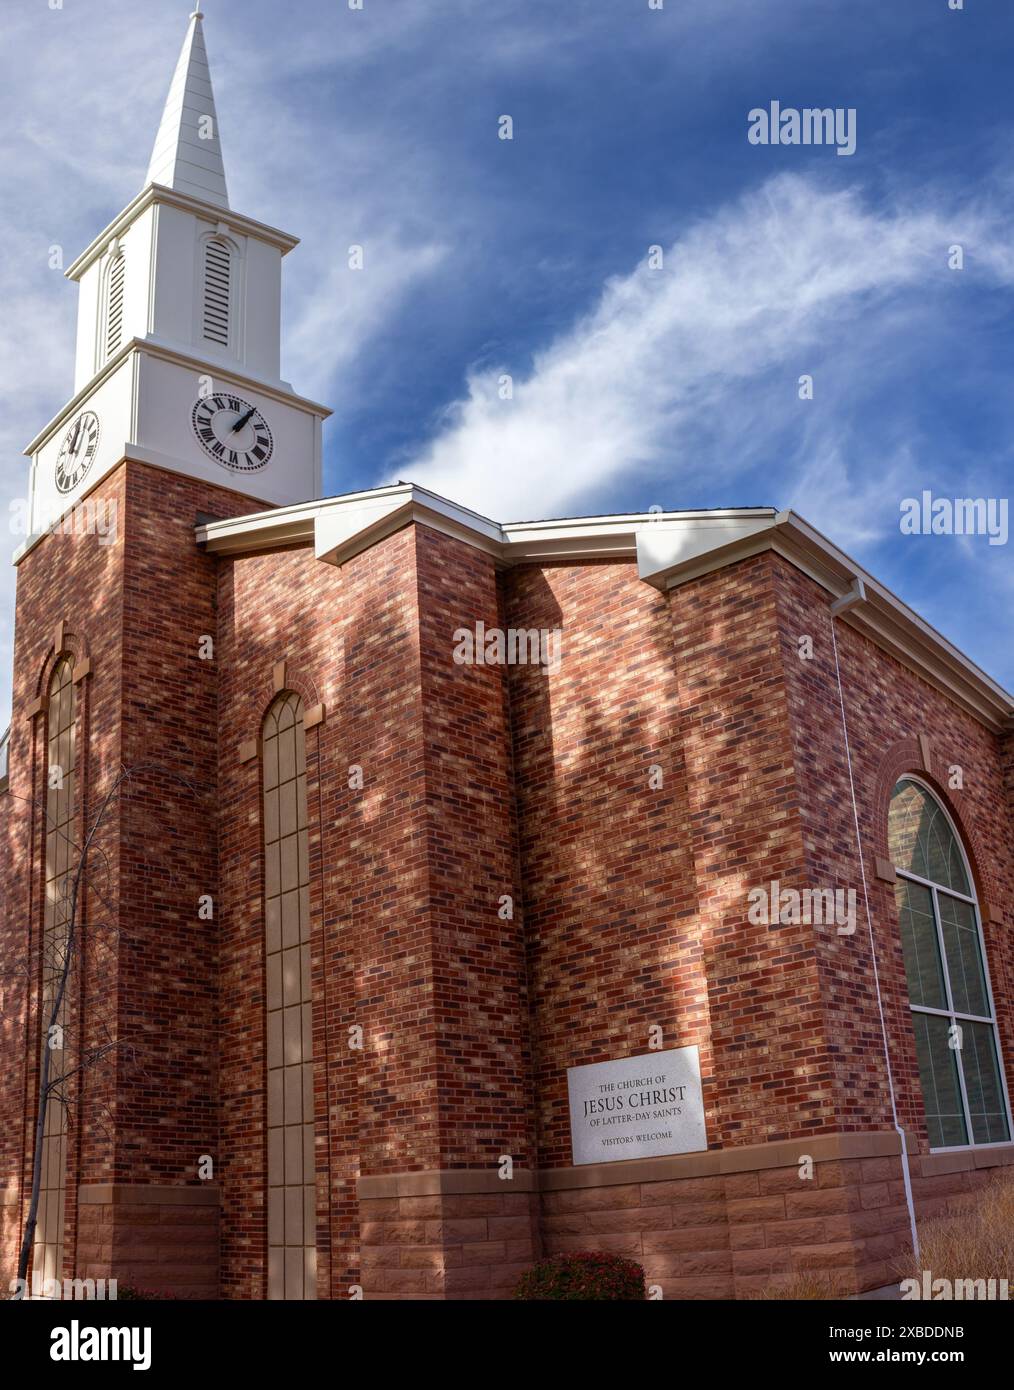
left=1, top=12, right=1012, bottom=1301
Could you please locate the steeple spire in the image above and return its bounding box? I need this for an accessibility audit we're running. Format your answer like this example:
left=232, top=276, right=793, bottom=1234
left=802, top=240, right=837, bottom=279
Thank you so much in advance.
left=146, top=9, right=229, bottom=209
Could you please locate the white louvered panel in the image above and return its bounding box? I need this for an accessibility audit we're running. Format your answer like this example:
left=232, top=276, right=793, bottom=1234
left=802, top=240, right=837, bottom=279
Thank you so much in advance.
left=203, top=241, right=231, bottom=346
left=105, top=255, right=125, bottom=360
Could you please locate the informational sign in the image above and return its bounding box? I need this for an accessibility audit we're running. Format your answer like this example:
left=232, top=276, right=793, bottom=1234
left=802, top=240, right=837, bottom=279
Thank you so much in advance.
left=566, top=1045, right=707, bottom=1166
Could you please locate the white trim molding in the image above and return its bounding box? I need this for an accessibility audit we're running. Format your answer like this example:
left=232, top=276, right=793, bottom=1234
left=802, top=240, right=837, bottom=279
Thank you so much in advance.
left=65, top=184, right=299, bottom=285
left=24, top=338, right=331, bottom=460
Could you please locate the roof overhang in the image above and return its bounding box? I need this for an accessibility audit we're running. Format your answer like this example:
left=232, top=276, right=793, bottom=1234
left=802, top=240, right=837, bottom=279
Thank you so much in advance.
left=65, top=183, right=300, bottom=282
left=195, top=484, right=1014, bottom=733
left=637, top=508, right=1014, bottom=732
left=195, top=485, right=775, bottom=567
left=194, top=483, right=504, bottom=562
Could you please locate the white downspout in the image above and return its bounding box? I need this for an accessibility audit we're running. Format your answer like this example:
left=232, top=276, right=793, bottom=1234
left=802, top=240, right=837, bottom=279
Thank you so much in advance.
left=828, top=578, right=921, bottom=1264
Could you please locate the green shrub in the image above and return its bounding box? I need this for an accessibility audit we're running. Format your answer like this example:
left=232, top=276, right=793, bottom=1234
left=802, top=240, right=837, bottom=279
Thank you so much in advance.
left=513, top=1250, right=646, bottom=1300
left=112, top=1283, right=176, bottom=1301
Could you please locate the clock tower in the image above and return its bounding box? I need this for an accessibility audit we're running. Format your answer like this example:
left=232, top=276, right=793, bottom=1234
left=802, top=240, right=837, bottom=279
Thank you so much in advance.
left=24, top=8, right=329, bottom=540
left=1, top=11, right=335, bottom=1297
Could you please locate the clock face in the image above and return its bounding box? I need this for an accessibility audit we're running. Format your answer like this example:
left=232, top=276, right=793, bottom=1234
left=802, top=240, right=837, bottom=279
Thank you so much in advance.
left=192, top=393, right=274, bottom=472
left=55, top=411, right=100, bottom=494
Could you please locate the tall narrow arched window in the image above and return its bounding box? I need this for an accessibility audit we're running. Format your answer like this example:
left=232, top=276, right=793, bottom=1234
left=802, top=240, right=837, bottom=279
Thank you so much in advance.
left=202, top=238, right=232, bottom=347
left=889, top=778, right=1011, bottom=1149
left=103, top=250, right=126, bottom=363
left=34, top=656, right=77, bottom=1288
left=262, top=693, right=316, bottom=1300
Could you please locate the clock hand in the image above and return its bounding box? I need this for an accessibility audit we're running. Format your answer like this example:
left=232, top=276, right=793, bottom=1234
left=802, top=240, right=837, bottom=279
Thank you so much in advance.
left=70, top=418, right=83, bottom=455
left=230, top=407, right=257, bottom=434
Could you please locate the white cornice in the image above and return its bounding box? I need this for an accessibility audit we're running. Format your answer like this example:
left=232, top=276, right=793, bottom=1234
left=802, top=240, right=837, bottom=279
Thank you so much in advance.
left=24, top=339, right=331, bottom=458
left=137, top=340, right=331, bottom=417
left=65, top=184, right=299, bottom=283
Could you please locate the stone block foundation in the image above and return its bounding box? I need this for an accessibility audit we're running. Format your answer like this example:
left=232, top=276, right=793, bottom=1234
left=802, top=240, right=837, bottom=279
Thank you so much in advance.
left=358, top=1169, right=540, bottom=1300
left=358, top=1132, right=1014, bottom=1300
left=76, top=1184, right=219, bottom=1300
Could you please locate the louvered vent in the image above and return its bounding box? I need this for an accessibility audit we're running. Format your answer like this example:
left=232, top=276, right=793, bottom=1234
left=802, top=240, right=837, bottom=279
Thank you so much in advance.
left=105, top=254, right=125, bottom=360
left=203, top=240, right=231, bottom=346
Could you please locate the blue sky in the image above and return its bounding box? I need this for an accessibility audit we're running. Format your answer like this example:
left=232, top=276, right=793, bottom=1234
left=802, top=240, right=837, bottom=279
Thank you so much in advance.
left=1, top=0, right=1013, bottom=724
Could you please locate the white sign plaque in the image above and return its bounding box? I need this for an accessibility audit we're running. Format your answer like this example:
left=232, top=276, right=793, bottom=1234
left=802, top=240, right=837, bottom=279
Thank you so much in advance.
left=566, top=1046, right=707, bottom=1166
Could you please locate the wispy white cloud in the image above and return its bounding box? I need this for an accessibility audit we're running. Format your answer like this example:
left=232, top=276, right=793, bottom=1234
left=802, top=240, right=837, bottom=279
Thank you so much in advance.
left=2, top=0, right=1013, bottom=725
left=788, top=439, right=914, bottom=550
left=402, top=174, right=1013, bottom=523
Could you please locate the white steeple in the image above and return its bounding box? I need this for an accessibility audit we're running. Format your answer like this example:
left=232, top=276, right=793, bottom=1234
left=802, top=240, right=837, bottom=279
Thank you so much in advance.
left=146, top=9, right=229, bottom=209
left=22, top=6, right=331, bottom=543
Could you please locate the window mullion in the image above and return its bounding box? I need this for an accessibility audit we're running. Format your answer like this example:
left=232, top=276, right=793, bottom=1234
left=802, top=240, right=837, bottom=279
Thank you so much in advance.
left=969, top=895, right=1014, bottom=1144
left=931, top=882, right=974, bottom=1145
left=896, top=866, right=976, bottom=904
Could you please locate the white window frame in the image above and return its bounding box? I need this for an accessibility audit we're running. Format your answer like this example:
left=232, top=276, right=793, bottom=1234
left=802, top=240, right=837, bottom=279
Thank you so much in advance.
left=893, top=775, right=1013, bottom=1152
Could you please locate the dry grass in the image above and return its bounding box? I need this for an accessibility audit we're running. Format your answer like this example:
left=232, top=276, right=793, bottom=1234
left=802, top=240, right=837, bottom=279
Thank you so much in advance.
left=745, top=1271, right=853, bottom=1300
left=750, top=1177, right=1014, bottom=1300
left=899, top=1177, right=1014, bottom=1288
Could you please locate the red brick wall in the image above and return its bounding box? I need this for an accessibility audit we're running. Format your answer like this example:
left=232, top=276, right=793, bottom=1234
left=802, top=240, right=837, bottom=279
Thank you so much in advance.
left=772, top=557, right=898, bottom=1137
left=502, top=559, right=708, bottom=1164
left=668, top=555, right=838, bottom=1146
left=215, top=522, right=532, bottom=1298
left=413, top=526, right=532, bottom=1170
left=114, top=463, right=263, bottom=1189
left=0, top=460, right=262, bottom=1287
left=3, top=492, right=1012, bottom=1300
left=504, top=553, right=840, bottom=1166
left=503, top=548, right=1011, bottom=1175
left=772, top=555, right=1014, bottom=1153
left=1002, top=728, right=1014, bottom=827
left=0, top=466, right=128, bottom=1282
left=216, top=539, right=337, bottom=1300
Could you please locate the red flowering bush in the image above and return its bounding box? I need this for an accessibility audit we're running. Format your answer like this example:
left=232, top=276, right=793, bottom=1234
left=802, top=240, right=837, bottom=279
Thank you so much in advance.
left=513, top=1250, right=646, bottom=1300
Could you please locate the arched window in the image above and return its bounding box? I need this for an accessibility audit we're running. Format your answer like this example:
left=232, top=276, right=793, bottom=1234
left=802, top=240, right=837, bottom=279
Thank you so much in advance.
left=102, top=250, right=126, bottom=363
left=262, top=692, right=317, bottom=1300
left=201, top=238, right=232, bottom=348
left=34, top=656, right=77, bottom=1287
left=889, top=777, right=1011, bottom=1149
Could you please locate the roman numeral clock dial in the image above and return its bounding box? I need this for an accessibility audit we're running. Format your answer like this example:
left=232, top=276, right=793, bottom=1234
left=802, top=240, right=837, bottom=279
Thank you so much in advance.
left=192, top=393, right=274, bottom=472
left=55, top=410, right=100, bottom=494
